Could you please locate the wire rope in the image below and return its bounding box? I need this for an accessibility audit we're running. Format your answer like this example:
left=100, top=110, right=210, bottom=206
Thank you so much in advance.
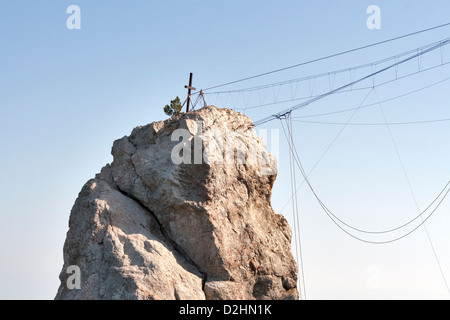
left=196, top=23, right=450, bottom=93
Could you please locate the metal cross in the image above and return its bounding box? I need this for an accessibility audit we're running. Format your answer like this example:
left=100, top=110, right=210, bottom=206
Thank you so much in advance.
left=184, top=73, right=196, bottom=113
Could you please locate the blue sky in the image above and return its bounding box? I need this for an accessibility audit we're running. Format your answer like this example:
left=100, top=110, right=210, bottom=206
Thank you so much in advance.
left=1, top=0, right=450, bottom=299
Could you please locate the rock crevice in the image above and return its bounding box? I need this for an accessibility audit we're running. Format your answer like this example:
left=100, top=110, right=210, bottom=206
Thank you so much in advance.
left=115, top=180, right=208, bottom=290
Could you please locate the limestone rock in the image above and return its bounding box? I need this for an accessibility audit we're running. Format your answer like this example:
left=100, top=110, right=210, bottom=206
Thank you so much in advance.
left=56, top=106, right=299, bottom=300
left=55, top=178, right=205, bottom=300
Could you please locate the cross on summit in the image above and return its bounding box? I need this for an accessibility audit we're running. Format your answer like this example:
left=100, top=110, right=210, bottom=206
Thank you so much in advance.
left=185, top=72, right=196, bottom=113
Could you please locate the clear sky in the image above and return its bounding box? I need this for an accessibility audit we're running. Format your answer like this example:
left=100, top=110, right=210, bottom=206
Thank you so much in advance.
left=1, top=0, right=449, bottom=299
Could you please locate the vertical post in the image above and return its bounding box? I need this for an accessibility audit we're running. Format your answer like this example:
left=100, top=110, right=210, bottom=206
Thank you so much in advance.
left=185, top=73, right=195, bottom=113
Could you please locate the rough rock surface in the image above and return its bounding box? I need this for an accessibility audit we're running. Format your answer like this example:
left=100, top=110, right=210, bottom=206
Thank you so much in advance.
left=56, top=106, right=299, bottom=300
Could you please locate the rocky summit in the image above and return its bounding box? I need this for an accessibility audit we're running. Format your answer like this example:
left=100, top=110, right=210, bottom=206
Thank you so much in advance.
left=55, top=105, right=299, bottom=300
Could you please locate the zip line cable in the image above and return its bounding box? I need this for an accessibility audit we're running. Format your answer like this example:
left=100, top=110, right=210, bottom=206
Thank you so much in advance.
left=278, top=88, right=450, bottom=240
left=290, top=115, right=307, bottom=300
left=205, top=38, right=448, bottom=96
left=282, top=116, right=307, bottom=300
left=254, top=38, right=450, bottom=126
left=196, top=22, right=450, bottom=93
left=282, top=111, right=450, bottom=244
left=195, top=37, right=450, bottom=115
left=277, top=88, right=375, bottom=214
left=203, top=42, right=449, bottom=113
left=293, top=118, right=450, bottom=126
left=292, top=76, right=450, bottom=120
left=280, top=74, right=450, bottom=239
left=233, top=61, right=450, bottom=113
left=284, top=117, right=306, bottom=300
left=276, top=73, right=450, bottom=218
left=373, top=87, right=450, bottom=294
left=287, top=117, right=301, bottom=298
left=232, top=87, right=372, bottom=112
